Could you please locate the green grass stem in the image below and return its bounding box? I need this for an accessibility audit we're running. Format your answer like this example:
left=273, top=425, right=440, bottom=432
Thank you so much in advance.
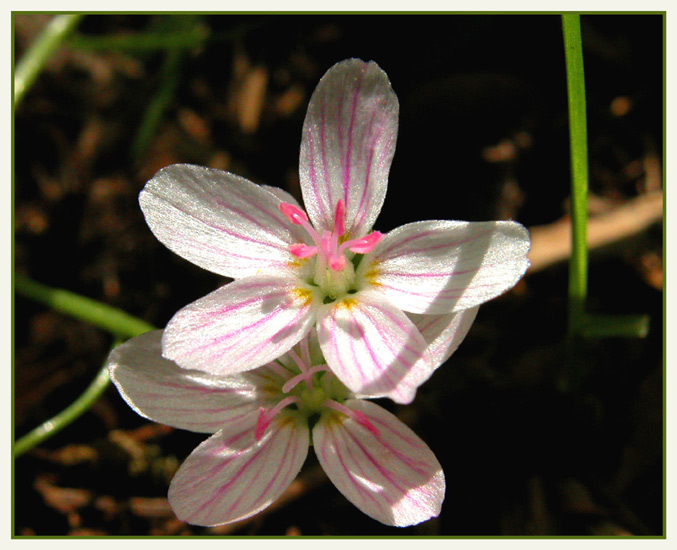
left=562, top=14, right=589, bottom=338
left=14, top=14, right=84, bottom=109
left=14, top=356, right=116, bottom=457
left=561, top=15, right=649, bottom=340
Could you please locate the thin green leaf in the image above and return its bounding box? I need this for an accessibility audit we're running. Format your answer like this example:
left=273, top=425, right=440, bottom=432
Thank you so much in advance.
left=562, top=14, right=589, bottom=338
left=14, top=14, right=84, bottom=109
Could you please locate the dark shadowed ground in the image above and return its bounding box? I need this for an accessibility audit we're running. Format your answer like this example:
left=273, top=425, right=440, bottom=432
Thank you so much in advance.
left=14, top=13, right=663, bottom=536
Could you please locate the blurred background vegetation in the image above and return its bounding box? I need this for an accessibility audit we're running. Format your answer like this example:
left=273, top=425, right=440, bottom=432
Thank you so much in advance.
left=14, top=13, right=663, bottom=536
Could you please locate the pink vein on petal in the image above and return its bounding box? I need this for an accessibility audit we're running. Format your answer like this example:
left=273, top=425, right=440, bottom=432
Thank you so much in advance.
left=353, top=107, right=383, bottom=232
left=346, top=307, right=397, bottom=389
left=322, top=420, right=388, bottom=509
left=378, top=228, right=493, bottom=258
left=188, top=299, right=311, bottom=361
left=340, top=416, right=432, bottom=513
left=343, top=68, right=365, bottom=197
left=209, top=192, right=294, bottom=240
left=375, top=282, right=497, bottom=299
left=357, top=306, right=422, bottom=390
left=319, top=95, right=334, bottom=220
left=193, top=423, right=299, bottom=520
left=163, top=198, right=287, bottom=252
left=180, top=287, right=292, bottom=331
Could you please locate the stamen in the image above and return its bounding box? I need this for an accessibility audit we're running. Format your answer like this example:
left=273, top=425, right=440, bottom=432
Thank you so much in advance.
left=281, top=199, right=366, bottom=281
left=279, top=203, right=309, bottom=225
left=280, top=202, right=322, bottom=247
left=281, top=365, right=329, bottom=394
left=283, top=347, right=330, bottom=393
left=289, top=243, right=318, bottom=259
left=286, top=348, right=309, bottom=374
left=255, top=395, right=300, bottom=440
left=281, top=202, right=328, bottom=264
left=323, top=400, right=381, bottom=436
left=339, top=231, right=384, bottom=255
left=268, top=360, right=294, bottom=380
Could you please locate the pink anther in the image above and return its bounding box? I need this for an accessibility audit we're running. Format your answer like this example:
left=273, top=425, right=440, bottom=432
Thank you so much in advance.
left=343, top=231, right=383, bottom=254
left=254, top=395, right=300, bottom=441
left=289, top=243, right=318, bottom=259
left=281, top=199, right=379, bottom=272
left=280, top=203, right=309, bottom=225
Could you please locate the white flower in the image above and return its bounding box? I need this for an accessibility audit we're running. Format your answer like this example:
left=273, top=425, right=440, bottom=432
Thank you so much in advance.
left=108, top=330, right=450, bottom=527
left=139, top=58, right=530, bottom=403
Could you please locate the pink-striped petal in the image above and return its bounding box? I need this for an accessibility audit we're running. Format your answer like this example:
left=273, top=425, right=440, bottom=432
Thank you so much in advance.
left=409, top=306, right=480, bottom=369
left=168, top=411, right=309, bottom=526
left=317, top=290, right=434, bottom=404
left=299, top=59, right=398, bottom=238
left=140, top=164, right=307, bottom=279
left=163, top=275, right=317, bottom=376
left=107, top=331, right=284, bottom=434
left=364, top=220, right=530, bottom=314
left=313, top=399, right=445, bottom=527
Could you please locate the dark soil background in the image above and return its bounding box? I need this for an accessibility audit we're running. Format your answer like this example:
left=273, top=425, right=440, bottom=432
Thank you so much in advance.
left=13, top=13, right=664, bottom=536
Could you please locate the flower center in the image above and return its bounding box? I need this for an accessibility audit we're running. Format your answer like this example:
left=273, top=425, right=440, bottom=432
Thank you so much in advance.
left=280, top=200, right=383, bottom=300
left=255, top=339, right=379, bottom=439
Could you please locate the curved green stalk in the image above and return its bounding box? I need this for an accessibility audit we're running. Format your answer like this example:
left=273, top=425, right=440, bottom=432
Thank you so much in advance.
left=15, top=274, right=155, bottom=339
left=14, top=356, right=116, bottom=457
left=14, top=14, right=84, bottom=108
left=14, top=276, right=157, bottom=456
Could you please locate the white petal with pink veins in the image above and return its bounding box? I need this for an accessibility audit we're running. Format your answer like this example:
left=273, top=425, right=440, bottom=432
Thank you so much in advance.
left=409, top=306, right=480, bottom=368
left=163, top=275, right=317, bottom=376
left=317, top=290, right=434, bottom=404
left=168, top=411, right=309, bottom=526
left=299, top=59, right=398, bottom=238
left=140, top=164, right=307, bottom=279
left=313, top=399, right=445, bottom=527
left=107, top=331, right=285, bottom=434
left=365, top=220, right=530, bottom=314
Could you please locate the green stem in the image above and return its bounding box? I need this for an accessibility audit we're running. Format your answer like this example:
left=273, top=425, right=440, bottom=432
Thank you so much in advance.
left=14, top=14, right=85, bottom=109
left=562, top=14, right=589, bottom=338
left=14, top=277, right=158, bottom=456
left=131, top=46, right=185, bottom=160
left=14, top=355, right=116, bottom=457
left=15, top=274, right=155, bottom=339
